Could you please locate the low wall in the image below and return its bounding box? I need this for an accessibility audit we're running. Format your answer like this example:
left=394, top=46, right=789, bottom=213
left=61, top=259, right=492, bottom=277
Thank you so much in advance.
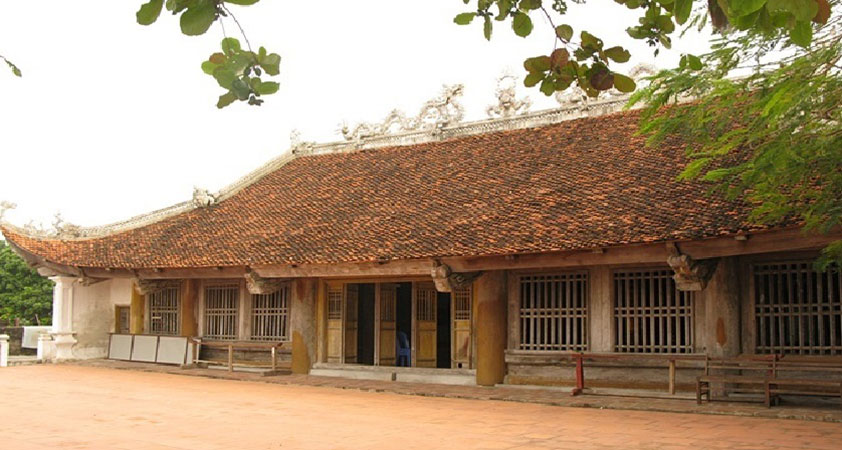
left=0, top=327, right=34, bottom=355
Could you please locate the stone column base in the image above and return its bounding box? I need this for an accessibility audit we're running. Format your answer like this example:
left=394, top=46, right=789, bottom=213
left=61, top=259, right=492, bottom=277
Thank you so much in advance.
left=37, top=334, right=55, bottom=362
left=0, top=334, right=9, bottom=367
left=51, top=332, right=77, bottom=361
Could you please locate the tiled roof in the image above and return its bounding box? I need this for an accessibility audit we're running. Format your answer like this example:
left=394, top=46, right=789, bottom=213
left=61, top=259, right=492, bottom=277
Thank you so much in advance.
left=1, top=109, right=776, bottom=269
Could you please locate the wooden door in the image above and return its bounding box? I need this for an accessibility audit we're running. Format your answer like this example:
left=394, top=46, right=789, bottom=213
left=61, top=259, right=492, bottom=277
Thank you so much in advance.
left=414, top=282, right=437, bottom=368
left=326, top=283, right=344, bottom=363
left=379, top=283, right=398, bottom=366
left=344, top=284, right=359, bottom=364
left=451, top=286, right=473, bottom=369
left=116, top=306, right=131, bottom=334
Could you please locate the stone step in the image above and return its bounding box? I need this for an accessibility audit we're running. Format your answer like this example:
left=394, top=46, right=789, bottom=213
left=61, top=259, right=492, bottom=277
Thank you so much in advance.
left=310, top=364, right=476, bottom=386
left=7, top=357, right=43, bottom=367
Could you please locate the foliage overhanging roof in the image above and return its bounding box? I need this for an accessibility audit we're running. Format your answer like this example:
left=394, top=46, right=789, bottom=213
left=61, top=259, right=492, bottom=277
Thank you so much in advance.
left=0, top=109, right=782, bottom=269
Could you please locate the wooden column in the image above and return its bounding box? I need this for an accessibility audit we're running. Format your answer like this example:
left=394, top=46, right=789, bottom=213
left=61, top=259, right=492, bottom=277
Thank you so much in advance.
left=130, top=283, right=144, bottom=335
left=506, top=272, right=520, bottom=351
left=291, top=278, right=318, bottom=374
left=589, top=266, right=613, bottom=352
left=181, top=279, right=199, bottom=338
left=703, top=257, right=741, bottom=357
left=316, top=280, right=327, bottom=364
left=476, top=270, right=508, bottom=386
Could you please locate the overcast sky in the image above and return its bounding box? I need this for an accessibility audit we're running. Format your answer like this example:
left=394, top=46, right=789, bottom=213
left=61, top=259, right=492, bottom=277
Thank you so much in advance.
left=0, top=1, right=710, bottom=229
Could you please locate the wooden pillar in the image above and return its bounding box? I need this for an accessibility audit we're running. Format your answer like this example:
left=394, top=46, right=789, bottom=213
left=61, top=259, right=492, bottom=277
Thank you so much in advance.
left=181, top=280, right=199, bottom=337
left=291, top=278, right=318, bottom=374
left=476, top=270, right=507, bottom=386
left=316, top=280, right=327, bottom=364
left=703, top=257, right=741, bottom=357
left=589, top=266, right=613, bottom=352
left=130, top=283, right=144, bottom=334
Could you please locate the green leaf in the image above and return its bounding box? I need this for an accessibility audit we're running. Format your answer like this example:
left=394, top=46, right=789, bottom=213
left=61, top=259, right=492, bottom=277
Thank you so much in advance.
left=213, top=68, right=237, bottom=89
left=217, top=92, right=237, bottom=109
left=539, top=78, right=555, bottom=96
left=454, top=12, right=476, bottom=25
left=731, top=0, right=767, bottom=17
left=555, top=24, right=573, bottom=42
left=483, top=16, right=493, bottom=40
left=180, top=2, right=218, bottom=36
left=702, top=168, right=732, bottom=182
left=524, top=72, right=543, bottom=87
left=221, top=38, right=241, bottom=55
left=519, top=0, right=542, bottom=10
left=684, top=53, right=703, bottom=70
left=604, top=46, right=631, bottom=63
left=224, top=0, right=261, bottom=5
left=4, top=59, right=21, bottom=77
left=136, top=0, right=164, bottom=25
left=231, top=78, right=251, bottom=100
left=580, top=31, right=602, bottom=49
left=613, top=73, right=636, bottom=92
left=496, top=0, right=514, bottom=19
left=259, top=53, right=281, bottom=75
left=512, top=12, right=533, bottom=37
left=766, top=0, right=818, bottom=22
left=674, top=0, right=692, bottom=25
left=255, top=80, right=279, bottom=95
left=201, top=60, right=218, bottom=75
left=523, top=55, right=551, bottom=73
left=790, top=20, right=812, bottom=47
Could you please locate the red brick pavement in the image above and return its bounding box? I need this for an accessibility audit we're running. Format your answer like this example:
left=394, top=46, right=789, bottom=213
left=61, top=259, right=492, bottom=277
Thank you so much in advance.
left=1, top=364, right=841, bottom=449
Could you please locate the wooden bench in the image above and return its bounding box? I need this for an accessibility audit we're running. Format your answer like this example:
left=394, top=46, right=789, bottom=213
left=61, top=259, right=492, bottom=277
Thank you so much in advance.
left=189, top=338, right=290, bottom=374
left=763, top=359, right=842, bottom=408
left=696, top=356, right=777, bottom=404
left=697, top=356, right=842, bottom=408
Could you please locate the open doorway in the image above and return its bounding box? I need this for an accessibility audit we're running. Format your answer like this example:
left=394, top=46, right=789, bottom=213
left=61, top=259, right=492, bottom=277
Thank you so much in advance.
left=436, top=292, right=451, bottom=368
left=356, top=283, right=375, bottom=365
left=395, top=282, right=412, bottom=366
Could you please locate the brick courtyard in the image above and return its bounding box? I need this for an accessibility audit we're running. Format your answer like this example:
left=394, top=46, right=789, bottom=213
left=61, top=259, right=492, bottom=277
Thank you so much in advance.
left=1, top=364, right=841, bottom=450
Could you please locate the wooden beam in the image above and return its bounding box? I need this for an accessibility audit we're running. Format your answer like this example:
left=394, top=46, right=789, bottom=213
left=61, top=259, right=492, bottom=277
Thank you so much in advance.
left=26, top=225, right=842, bottom=281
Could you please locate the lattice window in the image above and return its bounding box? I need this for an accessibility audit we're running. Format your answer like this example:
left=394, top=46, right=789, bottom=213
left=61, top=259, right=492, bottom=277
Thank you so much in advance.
left=453, top=287, right=471, bottom=321
left=204, top=284, right=239, bottom=340
left=417, top=287, right=436, bottom=321
left=614, top=269, right=694, bottom=354
left=328, top=286, right=343, bottom=320
left=519, top=272, right=588, bottom=352
left=149, top=287, right=180, bottom=336
left=754, top=261, right=842, bottom=355
left=250, top=285, right=290, bottom=342
left=380, top=285, right=396, bottom=321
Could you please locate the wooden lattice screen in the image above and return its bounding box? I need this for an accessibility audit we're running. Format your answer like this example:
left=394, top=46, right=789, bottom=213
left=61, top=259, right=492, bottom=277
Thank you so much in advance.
left=519, top=272, right=588, bottom=352
left=417, top=287, right=436, bottom=321
left=381, top=285, right=396, bottom=321
left=754, top=261, right=842, bottom=355
left=613, top=269, right=694, bottom=354
left=250, top=285, right=290, bottom=342
left=328, top=286, right=343, bottom=320
left=453, top=287, right=471, bottom=321
left=149, top=287, right=180, bottom=336
left=204, top=284, right=239, bottom=340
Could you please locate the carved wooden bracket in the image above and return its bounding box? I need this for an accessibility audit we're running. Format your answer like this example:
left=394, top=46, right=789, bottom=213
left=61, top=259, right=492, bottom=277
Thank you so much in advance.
left=245, top=269, right=287, bottom=295
left=134, top=279, right=182, bottom=296
left=431, top=261, right=482, bottom=293
left=666, top=243, right=719, bottom=291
